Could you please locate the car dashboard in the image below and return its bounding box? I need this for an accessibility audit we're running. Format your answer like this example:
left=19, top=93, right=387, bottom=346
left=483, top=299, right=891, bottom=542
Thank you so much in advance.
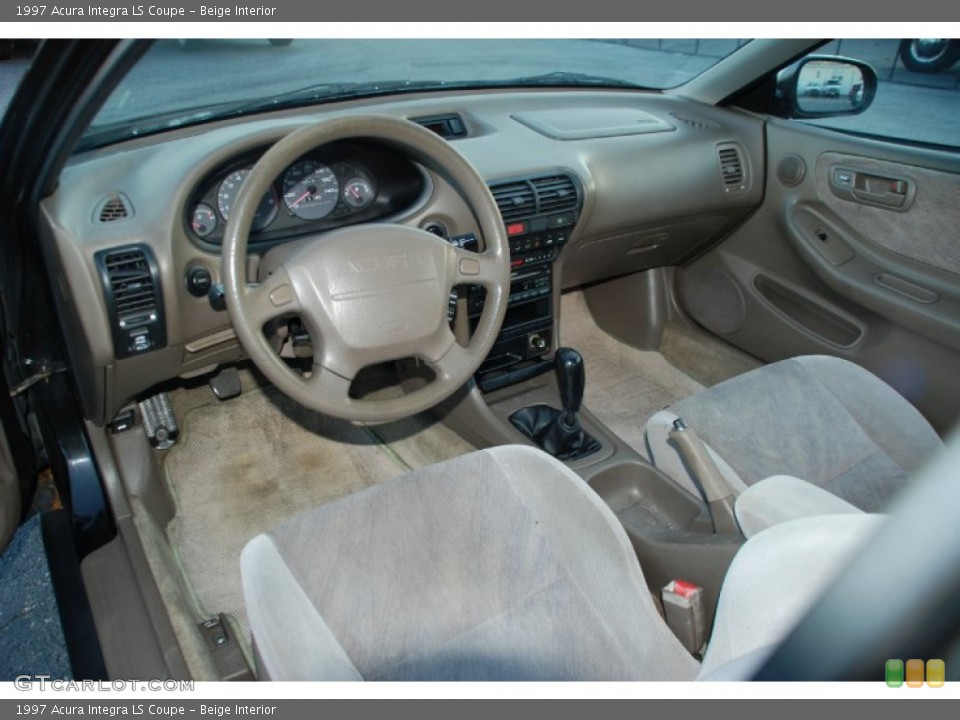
left=37, top=88, right=765, bottom=425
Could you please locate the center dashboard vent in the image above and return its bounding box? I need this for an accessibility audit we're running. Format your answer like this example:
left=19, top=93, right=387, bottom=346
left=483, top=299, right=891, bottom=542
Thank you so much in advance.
left=490, top=181, right=536, bottom=222
left=489, top=173, right=580, bottom=222
left=717, top=143, right=748, bottom=194
left=95, top=245, right=166, bottom=359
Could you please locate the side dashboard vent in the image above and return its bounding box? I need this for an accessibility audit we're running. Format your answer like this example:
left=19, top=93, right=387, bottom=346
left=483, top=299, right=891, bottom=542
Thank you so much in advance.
left=489, top=172, right=581, bottom=223
left=95, top=245, right=166, bottom=359
left=531, top=175, right=578, bottom=214
left=410, top=113, right=468, bottom=140
left=717, top=144, right=747, bottom=193
left=490, top=181, right=537, bottom=222
left=95, top=193, right=133, bottom=223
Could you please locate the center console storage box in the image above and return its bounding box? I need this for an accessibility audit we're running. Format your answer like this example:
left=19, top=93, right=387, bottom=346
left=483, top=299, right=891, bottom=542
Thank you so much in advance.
left=586, top=461, right=742, bottom=637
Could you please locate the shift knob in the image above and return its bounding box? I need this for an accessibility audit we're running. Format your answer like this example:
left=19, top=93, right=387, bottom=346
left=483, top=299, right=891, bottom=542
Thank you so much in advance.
left=555, top=347, right=585, bottom=418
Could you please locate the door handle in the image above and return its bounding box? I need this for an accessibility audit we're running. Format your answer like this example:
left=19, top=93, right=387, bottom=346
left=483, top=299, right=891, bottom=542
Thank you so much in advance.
left=829, top=165, right=914, bottom=211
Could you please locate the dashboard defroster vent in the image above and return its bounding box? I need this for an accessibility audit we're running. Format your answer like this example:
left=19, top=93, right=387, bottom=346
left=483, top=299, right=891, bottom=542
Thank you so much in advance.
left=489, top=172, right=581, bottom=223
left=671, top=112, right=719, bottom=130
left=95, top=245, right=166, bottom=359
left=717, top=144, right=747, bottom=193
left=410, top=113, right=468, bottom=140
left=95, top=193, right=133, bottom=223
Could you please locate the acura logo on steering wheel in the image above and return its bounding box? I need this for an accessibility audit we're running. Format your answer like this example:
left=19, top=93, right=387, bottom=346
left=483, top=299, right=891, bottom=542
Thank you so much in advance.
left=347, top=253, right=424, bottom=275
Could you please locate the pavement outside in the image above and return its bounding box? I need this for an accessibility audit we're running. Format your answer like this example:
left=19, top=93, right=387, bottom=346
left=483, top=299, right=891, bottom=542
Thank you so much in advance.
left=0, top=514, right=72, bottom=681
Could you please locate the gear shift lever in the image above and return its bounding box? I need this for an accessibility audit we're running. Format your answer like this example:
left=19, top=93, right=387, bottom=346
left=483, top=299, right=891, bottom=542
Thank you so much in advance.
left=508, top=347, right=600, bottom=461
left=555, top=347, right=585, bottom=424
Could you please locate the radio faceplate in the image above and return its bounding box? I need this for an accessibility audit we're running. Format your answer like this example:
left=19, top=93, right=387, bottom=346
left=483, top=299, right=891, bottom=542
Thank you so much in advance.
left=471, top=215, right=577, bottom=392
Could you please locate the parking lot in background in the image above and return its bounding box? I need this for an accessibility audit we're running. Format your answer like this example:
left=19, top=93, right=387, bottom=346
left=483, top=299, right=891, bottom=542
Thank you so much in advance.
left=1, top=38, right=957, bottom=147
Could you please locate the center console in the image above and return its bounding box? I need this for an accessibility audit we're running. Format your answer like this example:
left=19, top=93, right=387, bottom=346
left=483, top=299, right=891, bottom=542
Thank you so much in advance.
left=430, top=174, right=743, bottom=638
left=472, top=172, right=582, bottom=393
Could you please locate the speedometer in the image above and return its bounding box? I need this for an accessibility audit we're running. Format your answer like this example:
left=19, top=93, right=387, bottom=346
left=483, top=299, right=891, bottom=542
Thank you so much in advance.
left=216, top=168, right=279, bottom=231
left=282, top=160, right=340, bottom=220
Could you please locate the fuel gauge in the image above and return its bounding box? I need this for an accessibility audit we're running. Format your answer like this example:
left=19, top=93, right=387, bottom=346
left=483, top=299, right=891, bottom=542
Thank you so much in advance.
left=342, top=177, right=376, bottom=209
left=191, top=203, right=218, bottom=238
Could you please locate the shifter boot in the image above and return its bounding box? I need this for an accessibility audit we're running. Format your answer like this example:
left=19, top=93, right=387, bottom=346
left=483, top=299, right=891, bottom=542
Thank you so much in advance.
left=510, top=404, right=601, bottom=461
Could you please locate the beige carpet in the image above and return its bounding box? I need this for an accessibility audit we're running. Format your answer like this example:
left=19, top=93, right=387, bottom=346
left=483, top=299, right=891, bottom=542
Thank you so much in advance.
left=660, top=322, right=761, bottom=387
left=163, top=385, right=475, bottom=651
left=559, top=292, right=706, bottom=457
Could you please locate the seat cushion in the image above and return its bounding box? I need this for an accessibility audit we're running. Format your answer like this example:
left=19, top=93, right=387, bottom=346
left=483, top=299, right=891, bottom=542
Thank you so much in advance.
left=646, top=355, right=943, bottom=512
left=734, top=475, right=864, bottom=538
left=698, top=513, right=885, bottom=679
left=241, top=445, right=699, bottom=681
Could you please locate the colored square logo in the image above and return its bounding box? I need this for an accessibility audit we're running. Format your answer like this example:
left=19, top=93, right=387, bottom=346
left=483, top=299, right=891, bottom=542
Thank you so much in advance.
left=906, top=658, right=925, bottom=687
left=927, top=659, right=945, bottom=688
left=885, top=659, right=904, bottom=687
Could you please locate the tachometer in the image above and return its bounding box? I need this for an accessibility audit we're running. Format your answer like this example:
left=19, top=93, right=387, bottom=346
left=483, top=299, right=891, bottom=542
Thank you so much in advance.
left=282, top=160, right=340, bottom=220
left=216, top=168, right=279, bottom=232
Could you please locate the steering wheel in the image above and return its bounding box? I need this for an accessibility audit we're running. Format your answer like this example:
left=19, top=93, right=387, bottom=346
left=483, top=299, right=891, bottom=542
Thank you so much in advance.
left=221, top=116, right=510, bottom=423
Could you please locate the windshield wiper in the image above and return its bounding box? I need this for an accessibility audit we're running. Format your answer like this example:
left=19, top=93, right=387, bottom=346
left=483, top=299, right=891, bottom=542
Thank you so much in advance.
left=499, top=71, right=644, bottom=89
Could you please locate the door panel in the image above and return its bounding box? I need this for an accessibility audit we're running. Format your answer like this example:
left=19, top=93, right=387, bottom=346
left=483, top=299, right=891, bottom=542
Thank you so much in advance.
left=678, top=118, right=960, bottom=433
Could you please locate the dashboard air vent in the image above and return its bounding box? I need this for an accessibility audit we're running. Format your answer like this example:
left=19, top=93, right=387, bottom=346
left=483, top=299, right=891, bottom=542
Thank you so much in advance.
left=531, top=175, right=578, bottom=214
left=489, top=172, right=581, bottom=223
left=95, top=245, right=166, bottom=359
left=718, top=144, right=746, bottom=191
left=95, top=193, right=133, bottom=223
left=491, top=181, right=537, bottom=222
left=410, top=113, right=468, bottom=140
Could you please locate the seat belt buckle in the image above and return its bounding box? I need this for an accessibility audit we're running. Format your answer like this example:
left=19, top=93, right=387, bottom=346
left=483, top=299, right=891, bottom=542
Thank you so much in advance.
left=661, top=579, right=707, bottom=656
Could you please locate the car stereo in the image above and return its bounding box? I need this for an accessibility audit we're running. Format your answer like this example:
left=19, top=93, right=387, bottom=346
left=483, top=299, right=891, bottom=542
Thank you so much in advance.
left=449, top=172, right=582, bottom=393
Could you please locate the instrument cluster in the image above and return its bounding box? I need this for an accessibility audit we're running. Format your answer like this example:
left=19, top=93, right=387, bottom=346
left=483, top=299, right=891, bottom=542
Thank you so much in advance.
left=185, top=141, right=425, bottom=249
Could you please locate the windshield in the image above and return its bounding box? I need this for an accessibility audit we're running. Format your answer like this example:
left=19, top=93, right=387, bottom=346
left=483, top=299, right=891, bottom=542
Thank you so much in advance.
left=83, top=38, right=749, bottom=149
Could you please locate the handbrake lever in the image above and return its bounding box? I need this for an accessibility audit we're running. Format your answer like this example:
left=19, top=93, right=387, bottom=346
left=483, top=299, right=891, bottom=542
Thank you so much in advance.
left=668, top=418, right=740, bottom=535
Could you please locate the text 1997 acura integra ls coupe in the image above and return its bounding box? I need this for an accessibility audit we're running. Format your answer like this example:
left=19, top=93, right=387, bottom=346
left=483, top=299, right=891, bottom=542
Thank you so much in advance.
left=1, top=37, right=959, bottom=683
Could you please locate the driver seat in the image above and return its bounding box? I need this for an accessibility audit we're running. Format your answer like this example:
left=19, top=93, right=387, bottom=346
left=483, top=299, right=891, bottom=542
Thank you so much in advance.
left=240, top=445, right=880, bottom=680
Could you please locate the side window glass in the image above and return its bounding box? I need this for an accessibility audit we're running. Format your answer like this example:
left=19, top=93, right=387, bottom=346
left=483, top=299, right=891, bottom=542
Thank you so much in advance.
left=0, top=39, right=38, bottom=123
left=801, top=39, right=959, bottom=149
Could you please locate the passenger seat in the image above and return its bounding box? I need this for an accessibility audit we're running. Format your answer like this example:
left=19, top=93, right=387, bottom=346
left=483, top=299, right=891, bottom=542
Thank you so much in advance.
left=645, top=355, right=944, bottom=516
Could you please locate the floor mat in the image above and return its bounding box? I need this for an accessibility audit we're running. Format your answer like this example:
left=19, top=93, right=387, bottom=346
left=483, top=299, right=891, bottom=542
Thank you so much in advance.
left=163, top=385, right=475, bottom=646
left=660, top=321, right=761, bottom=387
left=559, top=292, right=705, bottom=458
left=0, top=515, right=71, bottom=680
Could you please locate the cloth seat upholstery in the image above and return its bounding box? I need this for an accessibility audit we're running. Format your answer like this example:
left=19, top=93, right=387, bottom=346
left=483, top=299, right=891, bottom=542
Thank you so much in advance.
left=645, top=355, right=943, bottom=512
left=242, top=445, right=881, bottom=681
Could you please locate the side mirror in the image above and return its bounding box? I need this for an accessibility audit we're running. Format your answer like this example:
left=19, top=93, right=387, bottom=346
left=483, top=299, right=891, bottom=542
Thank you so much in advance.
left=778, top=56, right=878, bottom=118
